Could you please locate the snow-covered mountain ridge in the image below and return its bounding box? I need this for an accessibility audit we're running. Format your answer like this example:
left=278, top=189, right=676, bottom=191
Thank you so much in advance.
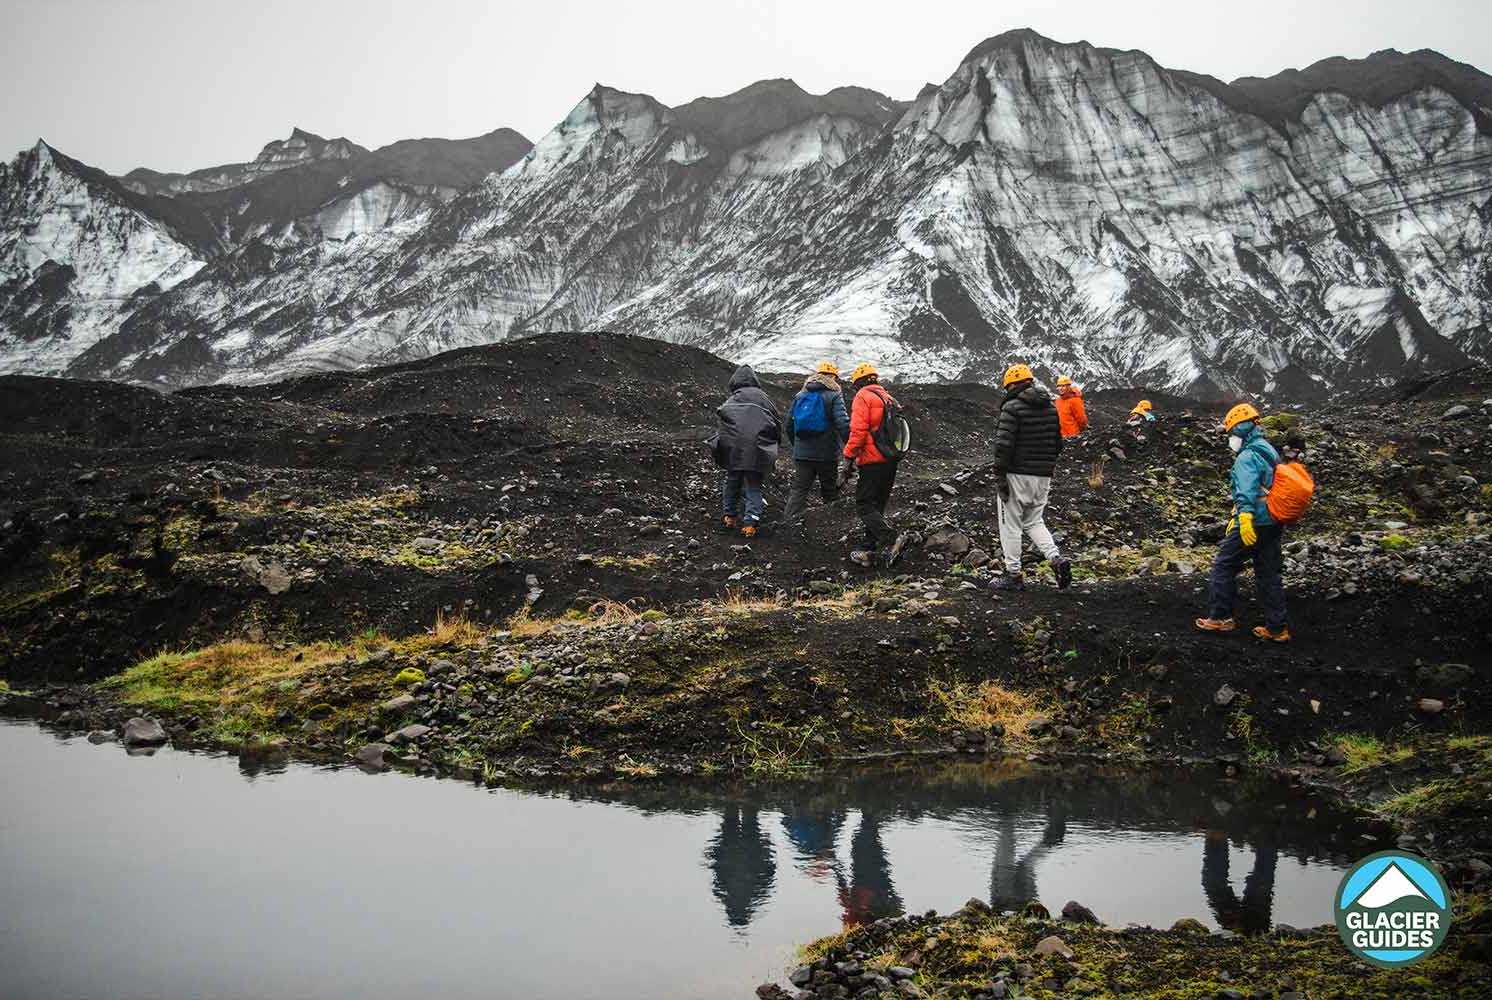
left=3, top=29, right=1490, bottom=396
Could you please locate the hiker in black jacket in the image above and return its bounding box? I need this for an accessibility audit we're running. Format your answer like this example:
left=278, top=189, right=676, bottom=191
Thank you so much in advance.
left=711, top=365, right=781, bottom=538
left=990, top=364, right=1071, bottom=592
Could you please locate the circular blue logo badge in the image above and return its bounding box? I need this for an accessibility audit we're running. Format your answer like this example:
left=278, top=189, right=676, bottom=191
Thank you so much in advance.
left=1335, top=851, right=1451, bottom=968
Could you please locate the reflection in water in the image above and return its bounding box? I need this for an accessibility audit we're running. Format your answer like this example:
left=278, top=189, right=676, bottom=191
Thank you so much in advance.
left=706, top=806, right=776, bottom=927
left=692, top=761, right=1359, bottom=933
left=1202, top=831, right=1278, bottom=933
left=835, top=811, right=903, bottom=929
left=989, top=800, right=1068, bottom=912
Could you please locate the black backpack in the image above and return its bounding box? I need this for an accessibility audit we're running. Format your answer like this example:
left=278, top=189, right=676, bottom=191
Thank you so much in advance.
left=871, top=391, right=912, bottom=461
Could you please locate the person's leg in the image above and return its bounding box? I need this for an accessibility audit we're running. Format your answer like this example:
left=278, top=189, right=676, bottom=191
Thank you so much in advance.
left=722, top=472, right=742, bottom=519
left=877, top=459, right=898, bottom=514
left=816, top=460, right=840, bottom=506
left=857, top=464, right=895, bottom=549
left=1253, top=524, right=1288, bottom=630
left=997, top=487, right=1025, bottom=574
left=1012, top=474, right=1061, bottom=562
left=1206, top=527, right=1247, bottom=620
left=782, top=461, right=815, bottom=525
left=742, top=472, right=765, bottom=525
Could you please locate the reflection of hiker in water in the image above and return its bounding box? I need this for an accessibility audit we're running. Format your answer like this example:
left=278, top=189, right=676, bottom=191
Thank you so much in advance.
left=781, top=801, right=847, bottom=875
left=1201, top=830, right=1277, bottom=933
left=706, top=805, right=776, bottom=928
left=989, top=801, right=1068, bottom=911
left=833, top=810, right=904, bottom=928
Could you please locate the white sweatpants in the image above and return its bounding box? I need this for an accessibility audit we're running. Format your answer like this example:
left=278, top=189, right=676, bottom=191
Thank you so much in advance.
left=998, top=473, right=1061, bottom=573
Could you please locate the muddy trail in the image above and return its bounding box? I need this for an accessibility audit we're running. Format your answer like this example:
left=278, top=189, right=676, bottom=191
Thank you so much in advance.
left=3, top=334, right=1490, bottom=747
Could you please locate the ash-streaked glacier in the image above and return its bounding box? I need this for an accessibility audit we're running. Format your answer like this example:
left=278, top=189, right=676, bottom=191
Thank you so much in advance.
left=2, top=29, right=1489, bottom=397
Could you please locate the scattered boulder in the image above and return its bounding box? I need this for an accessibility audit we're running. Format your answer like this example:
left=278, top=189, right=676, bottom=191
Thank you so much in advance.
left=1170, top=917, right=1208, bottom=935
left=122, top=717, right=168, bottom=747
left=241, top=555, right=292, bottom=594
left=925, top=527, right=972, bottom=556
left=1417, top=698, right=1446, bottom=715
left=412, top=537, right=444, bottom=555
left=1441, top=404, right=1472, bottom=420
left=354, top=743, right=394, bottom=770
left=388, top=723, right=432, bottom=745
left=1061, top=900, right=1100, bottom=924
left=380, top=694, right=417, bottom=714
left=962, top=548, right=990, bottom=569
left=1213, top=684, right=1238, bottom=708
left=86, top=730, right=115, bottom=744
left=1033, top=935, right=1073, bottom=959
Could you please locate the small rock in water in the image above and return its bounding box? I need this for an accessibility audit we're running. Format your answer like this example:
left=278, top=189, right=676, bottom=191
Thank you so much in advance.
left=86, top=730, right=115, bottom=744
left=354, top=743, right=394, bottom=771
left=122, top=717, right=168, bottom=747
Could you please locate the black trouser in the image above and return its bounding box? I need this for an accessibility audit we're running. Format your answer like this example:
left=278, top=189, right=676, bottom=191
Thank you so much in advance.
left=782, top=459, right=839, bottom=524
left=855, top=461, right=899, bottom=549
left=1207, top=521, right=1287, bottom=630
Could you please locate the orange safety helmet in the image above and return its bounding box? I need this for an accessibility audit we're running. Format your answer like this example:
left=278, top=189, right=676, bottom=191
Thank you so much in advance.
left=1130, top=399, right=1153, bottom=415
left=1002, top=363, right=1034, bottom=388
left=1223, top=402, right=1261, bottom=432
left=849, top=362, right=878, bottom=383
left=1055, top=375, right=1073, bottom=387
left=815, top=360, right=840, bottom=376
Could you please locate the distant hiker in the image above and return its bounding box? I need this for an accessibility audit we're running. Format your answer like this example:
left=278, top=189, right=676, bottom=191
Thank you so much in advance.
left=1195, top=403, right=1291, bottom=642
left=710, top=364, right=781, bottom=539
left=1126, top=399, right=1156, bottom=427
left=782, top=361, right=852, bottom=527
left=990, top=364, right=1071, bottom=591
left=1054, top=376, right=1088, bottom=438
left=841, top=363, right=909, bottom=567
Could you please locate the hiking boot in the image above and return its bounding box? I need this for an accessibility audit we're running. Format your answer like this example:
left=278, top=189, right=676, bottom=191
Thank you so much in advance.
left=849, top=550, right=874, bottom=568
left=721, top=515, right=738, bottom=529
left=1053, top=557, right=1072, bottom=590
left=741, top=524, right=758, bottom=539
left=989, top=572, right=1025, bottom=592
left=885, top=532, right=911, bottom=567
left=1194, top=617, right=1237, bottom=633
left=1252, top=625, right=1291, bottom=643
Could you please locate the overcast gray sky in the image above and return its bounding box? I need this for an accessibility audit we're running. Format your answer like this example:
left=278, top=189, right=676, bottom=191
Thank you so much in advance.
left=3, top=0, right=1490, bottom=174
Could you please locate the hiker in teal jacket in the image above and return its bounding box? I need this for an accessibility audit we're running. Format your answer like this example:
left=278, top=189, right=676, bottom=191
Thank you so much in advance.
left=1196, top=404, right=1290, bottom=642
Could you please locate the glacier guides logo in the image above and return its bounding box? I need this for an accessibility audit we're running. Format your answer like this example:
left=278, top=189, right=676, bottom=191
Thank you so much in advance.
left=1335, top=851, right=1451, bottom=967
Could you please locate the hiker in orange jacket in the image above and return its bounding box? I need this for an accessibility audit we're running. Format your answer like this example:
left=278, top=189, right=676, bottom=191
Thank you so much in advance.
left=1054, top=376, right=1088, bottom=438
left=840, top=363, right=904, bottom=566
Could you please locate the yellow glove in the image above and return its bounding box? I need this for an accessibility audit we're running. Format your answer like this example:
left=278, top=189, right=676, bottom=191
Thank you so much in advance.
left=1227, top=515, right=1237, bottom=536
left=1238, top=512, right=1257, bottom=547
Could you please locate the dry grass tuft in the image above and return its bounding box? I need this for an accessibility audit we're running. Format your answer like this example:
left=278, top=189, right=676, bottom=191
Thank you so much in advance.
left=928, top=679, right=1050, bottom=743
left=1088, top=457, right=1107, bottom=489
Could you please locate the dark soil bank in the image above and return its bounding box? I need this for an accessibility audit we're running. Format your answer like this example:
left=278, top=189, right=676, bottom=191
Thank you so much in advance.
left=3, top=333, right=1491, bottom=997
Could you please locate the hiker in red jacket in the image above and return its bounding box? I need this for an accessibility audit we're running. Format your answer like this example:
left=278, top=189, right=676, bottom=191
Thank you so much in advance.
left=840, top=363, right=906, bottom=566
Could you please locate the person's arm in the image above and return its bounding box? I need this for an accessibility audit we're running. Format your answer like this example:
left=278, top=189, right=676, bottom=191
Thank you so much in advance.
left=844, top=391, right=870, bottom=459
left=991, top=407, right=1016, bottom=472
left=832, top=392, right=851, bottom=444
left=1076, top=398, right=1088, bottom=433
left=785, top=394, right=797, bottom=445
left=1230, top=449, right=1268, bottom=517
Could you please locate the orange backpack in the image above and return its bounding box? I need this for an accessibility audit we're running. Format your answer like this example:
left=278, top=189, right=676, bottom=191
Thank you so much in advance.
left=1265, top=461, right=1315, bottom=523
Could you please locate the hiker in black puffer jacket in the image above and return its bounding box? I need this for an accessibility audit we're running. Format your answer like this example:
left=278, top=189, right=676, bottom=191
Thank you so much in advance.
left=989, top=364, right=1070, bottom=592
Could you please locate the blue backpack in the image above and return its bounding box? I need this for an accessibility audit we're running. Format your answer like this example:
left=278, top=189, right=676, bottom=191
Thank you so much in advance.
left=791, top=389, right=830, bottom=437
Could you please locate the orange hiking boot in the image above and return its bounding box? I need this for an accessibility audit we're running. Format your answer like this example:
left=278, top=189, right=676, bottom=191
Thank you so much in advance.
left=1252, top=625, right=1291, bottom=643
left=741, top=524, right=758, bottom=538
left=1194, top=617, right=1237, bottom=633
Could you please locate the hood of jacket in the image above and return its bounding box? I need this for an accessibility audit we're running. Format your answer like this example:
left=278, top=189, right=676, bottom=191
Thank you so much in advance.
left=803, top=372, right=841, bottom=393
left=729, top=365, right=760, bottom=392
left=1006, top=384, right=1050, bottom=408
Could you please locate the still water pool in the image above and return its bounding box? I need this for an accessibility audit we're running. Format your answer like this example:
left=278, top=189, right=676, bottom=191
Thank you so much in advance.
left=0, top=720, right=1375, bottom=999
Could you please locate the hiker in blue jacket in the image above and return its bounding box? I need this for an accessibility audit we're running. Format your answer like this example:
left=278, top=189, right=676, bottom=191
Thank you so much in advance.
left=1195, top=403, right=1290, bottom=642
left=782, top=361, right=852, bottom=527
